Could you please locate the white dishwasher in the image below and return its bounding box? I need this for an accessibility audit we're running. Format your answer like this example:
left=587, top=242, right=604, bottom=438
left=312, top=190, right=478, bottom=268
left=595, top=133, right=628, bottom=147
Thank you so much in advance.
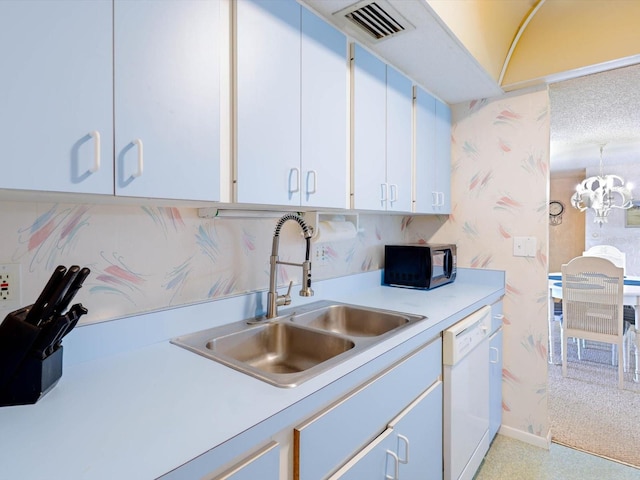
left=443, top=305, right=492, bottom=480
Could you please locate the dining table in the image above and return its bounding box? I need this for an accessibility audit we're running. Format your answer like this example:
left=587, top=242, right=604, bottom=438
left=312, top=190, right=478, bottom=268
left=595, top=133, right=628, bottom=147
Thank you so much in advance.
left=548, top=272, right=640, bottom=382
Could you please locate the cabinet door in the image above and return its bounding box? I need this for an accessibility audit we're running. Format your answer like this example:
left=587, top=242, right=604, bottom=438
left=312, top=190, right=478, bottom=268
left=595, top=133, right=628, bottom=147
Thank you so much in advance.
left=333, top=382, right=443, bottom=480
left=211, top=441, right=279, bottom=480
left=0, top=0, right=113, bottom=194
left=385, top=65, right=413, bottom=212
left=434, top=98, right=452, bottom=212
left=236, top=0, right=301, bottom=205
left=489, top=328, right=503, bottom=440
left=352, top=44, right=386, bottom=210
left=328, top=428, right=398, bottom=480
left=301, top=8, right=349, bottom=209
left=295, top=339, right=441, bottom=480
left=114, top=0, right=220, bottom=201
left=390, top=382, right=443, bottom=479
left=414, top=86, right=437, bottom=214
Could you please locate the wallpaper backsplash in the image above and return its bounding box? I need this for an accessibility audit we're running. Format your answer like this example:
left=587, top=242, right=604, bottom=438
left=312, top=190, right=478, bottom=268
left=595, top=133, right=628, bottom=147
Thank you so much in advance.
left=0, top=202, right=410, bottom=324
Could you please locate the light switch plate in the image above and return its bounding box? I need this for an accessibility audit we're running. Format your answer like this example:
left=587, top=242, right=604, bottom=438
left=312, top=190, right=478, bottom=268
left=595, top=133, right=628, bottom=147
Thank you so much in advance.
left=513, top=237, right=537, bottom=258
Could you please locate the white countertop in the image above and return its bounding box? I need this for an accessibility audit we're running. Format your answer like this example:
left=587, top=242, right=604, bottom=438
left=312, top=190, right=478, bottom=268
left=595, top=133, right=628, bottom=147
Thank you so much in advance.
left=0, top=269, right=504, bottom=480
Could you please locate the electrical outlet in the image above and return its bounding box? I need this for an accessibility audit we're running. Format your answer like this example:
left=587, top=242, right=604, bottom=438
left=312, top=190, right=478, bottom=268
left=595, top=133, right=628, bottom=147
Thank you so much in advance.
left=313, top=244, right=329, bottom=267
left=0, top=263, right=22, bottom=308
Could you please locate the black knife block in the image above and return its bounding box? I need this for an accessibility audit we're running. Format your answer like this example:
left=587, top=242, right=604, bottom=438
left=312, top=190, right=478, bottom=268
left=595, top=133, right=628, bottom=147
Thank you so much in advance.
left=0, top=307, right=64, bottom=407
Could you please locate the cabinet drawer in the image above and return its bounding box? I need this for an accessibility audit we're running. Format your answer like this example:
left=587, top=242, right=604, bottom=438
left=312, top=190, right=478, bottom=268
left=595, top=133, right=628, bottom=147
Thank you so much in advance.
left=294, top=337, right=441, bottom=479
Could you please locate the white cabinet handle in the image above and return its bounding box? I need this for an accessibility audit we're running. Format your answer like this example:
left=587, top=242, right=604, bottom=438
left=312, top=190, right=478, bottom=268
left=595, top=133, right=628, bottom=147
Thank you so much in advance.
left=380, top=183, right=388, bottom=205
left=289, top=167, right=300, bottom=193
left=89, top=130, right=101, bottom=173
left=389, top=184, right=398, bottom=204
left=132, top=138, right=144, bottom=178
left=385, top=450, right=400, bottom=480
left=490, top=346, right=500, bottom=363
left=306, top=170, right=317, bottom=194
left=397, top=434, right=409, bottom=464
left=431, top=191, right=438, bottom=207
left=439, top=192, right=445, bottom=206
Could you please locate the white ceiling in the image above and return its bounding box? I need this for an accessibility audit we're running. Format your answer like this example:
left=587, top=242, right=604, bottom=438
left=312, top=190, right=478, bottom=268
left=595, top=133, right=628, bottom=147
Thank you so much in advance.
left=299, top=0, right=504, bottom=104
left=549, top=64, right=640, bottom=173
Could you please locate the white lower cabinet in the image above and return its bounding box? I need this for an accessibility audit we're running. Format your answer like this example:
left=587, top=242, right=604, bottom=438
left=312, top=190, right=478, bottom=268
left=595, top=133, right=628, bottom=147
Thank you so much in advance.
left=328, top=427, right=397, bottom=479
left=294, top=337, right=442, bottom=479
left=208, top=441, right=279, bottom=480
left=162, top=335, right=443, bottom=480
left=330, top=381, right=443, bottom=479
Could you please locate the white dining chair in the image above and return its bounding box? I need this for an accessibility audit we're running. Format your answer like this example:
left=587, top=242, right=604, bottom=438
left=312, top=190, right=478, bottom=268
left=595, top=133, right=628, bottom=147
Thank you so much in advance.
left=583, top=245, right=626, bottom=272
left=581, top=245, right=629, bottom=364
left=561, top=256, right=625, bottom=389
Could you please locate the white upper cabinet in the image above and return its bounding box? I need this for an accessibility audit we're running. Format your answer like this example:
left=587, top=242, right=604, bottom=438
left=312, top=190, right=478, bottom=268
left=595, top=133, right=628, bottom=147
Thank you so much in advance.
left=414, top=86, right=451, bottom=214
left=114, top=0, right=221, bottom=201
left=352, top=45, right=388, bottom=211
left=0, top=0, right=221, bottom=201
left=0, top=0, right=113, bottom=194
left=435, top=98, right=452, bottom=212
left=385, top=65, right=413, bottom=212
left=236, top=0, right=301, bottom=206
left=300, top=8, right=349, bottom=209
left=352, top=45, right=413, bottom=212
left=236, top=0, right=348, bottom=208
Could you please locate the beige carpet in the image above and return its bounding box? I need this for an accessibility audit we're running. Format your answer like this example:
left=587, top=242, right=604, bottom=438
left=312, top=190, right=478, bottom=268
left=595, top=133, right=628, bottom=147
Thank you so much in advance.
left=548, top=323, right=640, bottom=468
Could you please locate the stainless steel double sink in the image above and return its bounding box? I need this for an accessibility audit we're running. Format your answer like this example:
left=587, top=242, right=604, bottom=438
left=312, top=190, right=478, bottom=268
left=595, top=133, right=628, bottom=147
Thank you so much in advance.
left=171, top=300, right=426, bottom=387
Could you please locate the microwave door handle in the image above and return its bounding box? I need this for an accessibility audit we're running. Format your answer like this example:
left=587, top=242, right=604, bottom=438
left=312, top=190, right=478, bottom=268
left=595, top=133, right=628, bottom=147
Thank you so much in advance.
left=444, top=250, right=452, bottom=278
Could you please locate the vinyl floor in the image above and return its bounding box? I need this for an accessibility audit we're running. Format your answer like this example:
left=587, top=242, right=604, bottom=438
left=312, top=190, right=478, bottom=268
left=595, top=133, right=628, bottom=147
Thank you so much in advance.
left=473, top=435, right=640, bottom=480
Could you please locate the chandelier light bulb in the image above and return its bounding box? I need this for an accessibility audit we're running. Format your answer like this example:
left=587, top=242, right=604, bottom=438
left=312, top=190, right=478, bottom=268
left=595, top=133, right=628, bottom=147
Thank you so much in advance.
left=570, top=146, right=634, bottom=225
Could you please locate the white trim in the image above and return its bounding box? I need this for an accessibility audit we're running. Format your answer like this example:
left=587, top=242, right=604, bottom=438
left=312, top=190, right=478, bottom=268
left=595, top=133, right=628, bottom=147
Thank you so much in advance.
left=502, top=54, right=640, bottom=92
left=497, top=425, right=552, bottom=450
left=498, top=0, right=546, bottom=86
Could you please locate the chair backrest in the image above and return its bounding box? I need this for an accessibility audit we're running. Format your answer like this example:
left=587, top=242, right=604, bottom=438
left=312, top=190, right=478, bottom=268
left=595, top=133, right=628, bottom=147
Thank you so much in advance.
left=582, top=245, right=626, bottom=271
left=561, top=256, right=624, bottom=339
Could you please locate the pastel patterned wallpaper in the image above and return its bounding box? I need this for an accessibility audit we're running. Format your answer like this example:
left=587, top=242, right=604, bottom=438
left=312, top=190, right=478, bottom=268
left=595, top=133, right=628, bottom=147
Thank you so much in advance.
left=405, top=88, right=552, bottom=443
left=0, top=86, right=551, bottom=446
left=0, top=202, right=407, bottom=324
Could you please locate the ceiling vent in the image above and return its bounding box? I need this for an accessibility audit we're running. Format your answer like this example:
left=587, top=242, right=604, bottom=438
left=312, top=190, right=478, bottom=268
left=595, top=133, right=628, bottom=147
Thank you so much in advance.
left=336, top=1, right=414, bottom=41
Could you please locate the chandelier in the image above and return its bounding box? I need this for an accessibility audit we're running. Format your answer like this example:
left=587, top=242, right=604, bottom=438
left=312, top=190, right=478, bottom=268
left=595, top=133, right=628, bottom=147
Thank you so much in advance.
left=570, top=145, right=634, bottom=224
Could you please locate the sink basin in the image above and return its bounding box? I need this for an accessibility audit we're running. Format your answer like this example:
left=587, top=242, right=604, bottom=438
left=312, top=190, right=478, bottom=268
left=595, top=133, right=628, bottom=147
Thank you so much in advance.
left=171, top=300, right=426, bottom=388
left=206, top=323, right=355, bottom=374
left=290, top=304, right=411, bottom=337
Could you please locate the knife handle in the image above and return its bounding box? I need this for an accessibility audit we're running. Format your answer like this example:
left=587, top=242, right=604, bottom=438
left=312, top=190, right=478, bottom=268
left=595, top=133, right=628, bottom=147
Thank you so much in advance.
left=56, top=303, right=88, bottom=345
left=32, top=315, right=71, bottom=359
left=39, top=265, right=80, bottom=325
left=54, top=267, right=90, bottom=316
left=24, top=265, right=67, bottom=326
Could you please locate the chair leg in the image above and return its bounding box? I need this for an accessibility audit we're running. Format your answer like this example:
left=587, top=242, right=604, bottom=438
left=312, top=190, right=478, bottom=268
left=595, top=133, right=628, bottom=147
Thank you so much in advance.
left=623, top=335, right=628, bottom=373
left=577, top=338, right=582, bottom=360
left=562, top=327, right=568, bottom=378
left=618, top=341, right=624, bottom=389
left=611, top=344, right=617, bottom=366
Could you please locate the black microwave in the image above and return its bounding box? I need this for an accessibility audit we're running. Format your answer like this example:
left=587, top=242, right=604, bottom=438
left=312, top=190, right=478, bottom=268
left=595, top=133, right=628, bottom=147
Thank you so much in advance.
left=383, top=244, right=457, bottom=290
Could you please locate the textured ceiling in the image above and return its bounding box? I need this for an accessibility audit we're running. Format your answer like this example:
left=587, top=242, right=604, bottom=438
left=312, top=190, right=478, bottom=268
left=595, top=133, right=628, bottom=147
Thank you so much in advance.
left=550, top=64, right=640, bottom=173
